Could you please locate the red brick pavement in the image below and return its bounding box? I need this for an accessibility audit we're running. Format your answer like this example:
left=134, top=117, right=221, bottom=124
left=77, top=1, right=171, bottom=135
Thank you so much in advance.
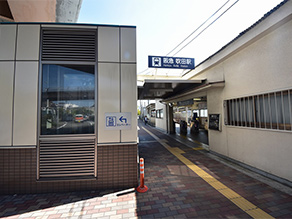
left=137, top=121, right=292, bottom=218
left=0, top=120, right=291, bottom=218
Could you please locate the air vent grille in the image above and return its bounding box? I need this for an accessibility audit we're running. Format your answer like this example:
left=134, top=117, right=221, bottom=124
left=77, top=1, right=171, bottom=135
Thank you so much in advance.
left=41, top=28, right=96, bottom=61
left=39, top=138, right=95, bottom=179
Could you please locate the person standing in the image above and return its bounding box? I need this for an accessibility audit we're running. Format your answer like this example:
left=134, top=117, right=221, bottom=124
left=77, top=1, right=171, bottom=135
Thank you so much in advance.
left=144, top=116, right=148, bottom=125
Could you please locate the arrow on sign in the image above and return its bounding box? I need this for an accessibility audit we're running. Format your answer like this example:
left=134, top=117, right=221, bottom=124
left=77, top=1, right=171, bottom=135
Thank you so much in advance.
left=119, top=116, right=127, bottom=123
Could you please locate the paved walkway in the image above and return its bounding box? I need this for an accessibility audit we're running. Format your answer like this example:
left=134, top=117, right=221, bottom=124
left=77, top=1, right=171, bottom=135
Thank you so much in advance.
left=175, top=124, right=209, bottom=145
left=1, top=120, right=292, bottom=218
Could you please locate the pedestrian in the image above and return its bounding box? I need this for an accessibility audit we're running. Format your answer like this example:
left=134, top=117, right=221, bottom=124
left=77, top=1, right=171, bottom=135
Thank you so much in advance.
left=144, top=116, right=148, bottom=125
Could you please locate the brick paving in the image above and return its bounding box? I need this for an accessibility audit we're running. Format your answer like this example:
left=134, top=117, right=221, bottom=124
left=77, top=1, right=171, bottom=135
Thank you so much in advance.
left=0, top=120, right=292, bottom=218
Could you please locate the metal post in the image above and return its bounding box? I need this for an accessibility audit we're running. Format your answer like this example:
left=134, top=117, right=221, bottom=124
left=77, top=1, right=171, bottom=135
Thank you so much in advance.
left=136, top=158, right=148, bottom=193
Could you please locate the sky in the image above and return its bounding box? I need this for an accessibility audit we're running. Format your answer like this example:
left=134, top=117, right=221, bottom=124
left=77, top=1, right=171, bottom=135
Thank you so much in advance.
left=78, top=0, right=284, bottom=77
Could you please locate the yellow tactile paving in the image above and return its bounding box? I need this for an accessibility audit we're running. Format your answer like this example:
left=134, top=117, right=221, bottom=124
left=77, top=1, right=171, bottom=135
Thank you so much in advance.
left=247, top=208, right=273, bottom=218
left=208, top=181, right=228, bottom=190
left=142, top=127, right=275, bottom=219
left=203, top=176, right=220, bottom=183
left=193, top=147, right=204, bottom=150
left=219, top=188, right=242, bottom=199
left=171, top=147, right=186, bottom=154
left=232, top=197, right=257, bottom=211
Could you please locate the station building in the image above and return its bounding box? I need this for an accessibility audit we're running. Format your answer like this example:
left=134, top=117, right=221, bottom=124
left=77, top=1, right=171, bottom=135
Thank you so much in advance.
left=139, top=0, right=292, bottom=185
left=0, top=22, right=138, bottom=194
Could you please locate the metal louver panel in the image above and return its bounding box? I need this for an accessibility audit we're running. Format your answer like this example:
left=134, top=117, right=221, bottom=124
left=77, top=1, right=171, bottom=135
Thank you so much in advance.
left=41, top=28, right=96, bottom=61
left=39, top=139, right=95, bottom=179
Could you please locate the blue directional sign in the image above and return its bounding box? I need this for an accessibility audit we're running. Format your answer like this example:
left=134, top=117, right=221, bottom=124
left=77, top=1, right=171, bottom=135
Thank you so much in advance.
left=148, top=56, right=195, bottom=69
left=105, top=112, right=131, bottom=130
left=119, top=116, right=127, bottom=124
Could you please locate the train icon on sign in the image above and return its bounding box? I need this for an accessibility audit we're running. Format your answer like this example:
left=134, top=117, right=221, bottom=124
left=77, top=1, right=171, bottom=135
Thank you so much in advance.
left=152, top=57, right=161, bottom=67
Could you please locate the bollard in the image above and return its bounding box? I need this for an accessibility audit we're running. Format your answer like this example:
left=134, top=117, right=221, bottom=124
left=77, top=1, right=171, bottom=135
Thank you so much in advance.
left=136, top=158, right=148, bottom=193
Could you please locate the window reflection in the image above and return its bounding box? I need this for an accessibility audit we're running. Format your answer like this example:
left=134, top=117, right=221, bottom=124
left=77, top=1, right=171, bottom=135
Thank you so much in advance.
left=41, top=64, right=95, bottom=135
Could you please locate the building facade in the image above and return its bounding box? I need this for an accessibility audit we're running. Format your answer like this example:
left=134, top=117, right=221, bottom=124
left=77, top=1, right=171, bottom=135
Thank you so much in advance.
left=0, top=23, right=138, bottom=194
left=147, top=0, right=292, bottom=185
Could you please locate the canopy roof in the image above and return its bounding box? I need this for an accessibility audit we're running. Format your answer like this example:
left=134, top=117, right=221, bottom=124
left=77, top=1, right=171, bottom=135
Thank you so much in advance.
left=138, top=79, right=204, bottom=100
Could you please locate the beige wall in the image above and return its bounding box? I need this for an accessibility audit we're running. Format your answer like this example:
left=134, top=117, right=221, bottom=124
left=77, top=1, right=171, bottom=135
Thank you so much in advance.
left=0, top=62, right=14, bottom=146
left=0, top=25, right=16, bottom=60
left=189, top=6, right=292, bottom=181
left=98, top=63, right=120, bottom=143
left=207, top=88, right=227, bottom=155
left=0, top=24, right=40, bottom=147
left=223, top=19, right=292, bottom=99
left=155, top=100, right=167, bottom=131
left=13, top=62, right=38, bottom=146
left=98, top=27, right=137, bottom=144
left=121, top=64, right=138, bottom=142
left=0, top=24, right=137, bottom=147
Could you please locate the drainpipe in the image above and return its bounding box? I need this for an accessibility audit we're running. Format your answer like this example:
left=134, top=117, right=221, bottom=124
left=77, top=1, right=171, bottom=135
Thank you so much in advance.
left=168, top=104, right=174, bottom=134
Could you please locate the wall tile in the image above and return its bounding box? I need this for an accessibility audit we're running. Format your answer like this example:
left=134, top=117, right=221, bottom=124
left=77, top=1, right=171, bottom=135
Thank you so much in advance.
left=13, top=62, right=38, bottom=146
left=0, top=25, right=16, bottom=60
left=98, top=63, right=120, bottom=143
left=0, top=62, right=14, bottom=146
left=16, top=25, right=40, bottom=61
left=98, top=26, right=120, bottom=62
left=121, top=28, right=136, bottom=63
left=121, top=64, right=138, bottom=142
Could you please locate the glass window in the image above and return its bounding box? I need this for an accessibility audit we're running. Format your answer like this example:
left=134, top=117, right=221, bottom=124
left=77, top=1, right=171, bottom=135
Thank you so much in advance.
left=151, top=110, right=156, bottom=117
left=200, top=109, right=208, bottom=117
left=156, top=110, right=159, bottom=118
left=226, top=89, right=292, bottom=131
left=156, top=109, right=163, bottom=119
left=41, top=64, right=95, bottom=135
left=160, top=110, right=163, bottom=118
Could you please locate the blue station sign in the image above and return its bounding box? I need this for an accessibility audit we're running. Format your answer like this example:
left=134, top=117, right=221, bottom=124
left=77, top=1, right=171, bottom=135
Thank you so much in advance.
left=148, top=56, right=195, bottom=69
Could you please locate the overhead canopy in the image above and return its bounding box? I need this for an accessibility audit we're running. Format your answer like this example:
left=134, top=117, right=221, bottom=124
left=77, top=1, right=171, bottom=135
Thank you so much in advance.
left=162, top=81, right=225, bottom=103
left=0, top=0, right=82, bottom=22
left=138, top=79, right=204, bottom=100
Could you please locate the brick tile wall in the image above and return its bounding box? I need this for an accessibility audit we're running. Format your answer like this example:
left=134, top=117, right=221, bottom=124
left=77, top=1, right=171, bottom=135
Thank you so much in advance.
left=0, top=144, right=138, bottom=195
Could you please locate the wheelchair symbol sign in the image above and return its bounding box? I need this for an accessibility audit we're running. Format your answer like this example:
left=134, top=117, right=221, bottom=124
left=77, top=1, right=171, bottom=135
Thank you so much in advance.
left=106, top=116, right=116, bottom=127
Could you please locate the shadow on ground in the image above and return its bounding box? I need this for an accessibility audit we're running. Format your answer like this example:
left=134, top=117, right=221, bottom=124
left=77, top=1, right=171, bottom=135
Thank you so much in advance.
left=0, top=188, right=135, bottom=218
